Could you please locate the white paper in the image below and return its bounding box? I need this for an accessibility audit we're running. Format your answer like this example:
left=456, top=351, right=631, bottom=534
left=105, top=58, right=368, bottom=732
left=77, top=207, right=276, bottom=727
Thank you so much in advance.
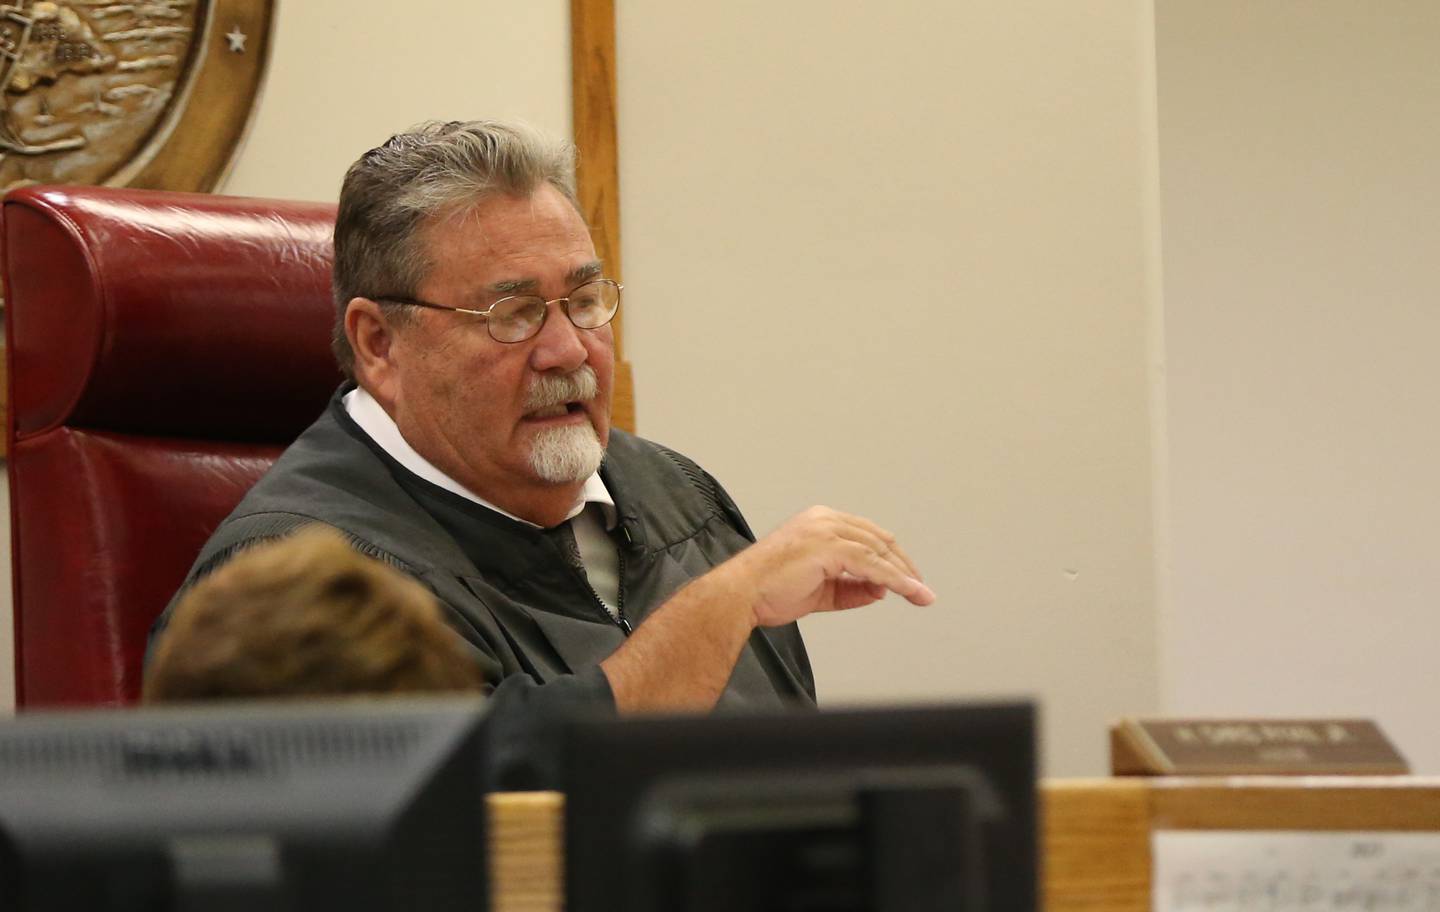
left=1153, top=831, right=1440, bottom=911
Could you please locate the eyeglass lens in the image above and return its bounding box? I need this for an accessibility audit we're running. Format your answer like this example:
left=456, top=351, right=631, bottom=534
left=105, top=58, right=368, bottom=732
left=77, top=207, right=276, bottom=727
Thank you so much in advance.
left=488, top=280, right=620, bottom=343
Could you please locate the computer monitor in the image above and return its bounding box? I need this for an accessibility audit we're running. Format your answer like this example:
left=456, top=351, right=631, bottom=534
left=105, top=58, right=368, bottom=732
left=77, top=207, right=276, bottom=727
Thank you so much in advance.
left=0, top=697, right=490, bottom=911
left=564, top=701, right=1037, bottom=912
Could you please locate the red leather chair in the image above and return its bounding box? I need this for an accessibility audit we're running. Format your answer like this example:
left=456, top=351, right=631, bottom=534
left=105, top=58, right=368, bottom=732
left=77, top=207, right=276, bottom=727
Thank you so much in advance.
left=3, top=185, right=342, bottom=708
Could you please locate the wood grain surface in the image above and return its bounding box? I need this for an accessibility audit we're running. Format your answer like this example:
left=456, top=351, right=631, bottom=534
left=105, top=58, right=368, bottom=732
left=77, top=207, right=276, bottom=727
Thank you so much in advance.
left=1043, top=779, right=1152, bottom=912
left=570, top=0, right=634, bottom=433
left=489, top=791, right=565, bottom=912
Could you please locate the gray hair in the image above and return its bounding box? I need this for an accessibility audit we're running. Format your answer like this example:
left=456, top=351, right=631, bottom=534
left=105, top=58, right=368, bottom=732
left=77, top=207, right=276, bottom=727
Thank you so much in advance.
left=330, top=120, right=580, bottom=378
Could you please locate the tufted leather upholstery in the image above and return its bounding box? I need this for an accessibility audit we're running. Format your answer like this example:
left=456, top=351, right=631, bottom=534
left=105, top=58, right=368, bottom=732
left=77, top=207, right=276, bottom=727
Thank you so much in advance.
left=4, top=185, right=342, bottom=707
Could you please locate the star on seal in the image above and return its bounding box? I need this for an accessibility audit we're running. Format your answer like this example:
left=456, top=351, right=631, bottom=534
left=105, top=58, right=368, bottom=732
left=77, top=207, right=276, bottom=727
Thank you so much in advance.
left=225, top=26, right=247, bottom=53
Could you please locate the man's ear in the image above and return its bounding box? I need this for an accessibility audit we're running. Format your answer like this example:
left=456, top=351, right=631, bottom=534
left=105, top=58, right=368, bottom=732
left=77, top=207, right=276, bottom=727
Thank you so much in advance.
left=345, top=297, right=402, bottom=408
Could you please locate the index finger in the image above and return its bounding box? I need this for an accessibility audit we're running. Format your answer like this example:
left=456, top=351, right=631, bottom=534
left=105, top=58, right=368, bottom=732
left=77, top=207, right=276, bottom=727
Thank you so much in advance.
left=832, top=511, right=926, bottom=582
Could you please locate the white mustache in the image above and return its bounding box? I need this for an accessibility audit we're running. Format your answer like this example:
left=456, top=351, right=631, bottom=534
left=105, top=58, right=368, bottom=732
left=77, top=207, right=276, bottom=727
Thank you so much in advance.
left=525, top=366, right=598, bottom=411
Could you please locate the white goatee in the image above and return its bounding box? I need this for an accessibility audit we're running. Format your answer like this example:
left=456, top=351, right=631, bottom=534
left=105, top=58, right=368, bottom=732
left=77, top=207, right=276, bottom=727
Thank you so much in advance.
left=524, top=366, right=605, bottom=483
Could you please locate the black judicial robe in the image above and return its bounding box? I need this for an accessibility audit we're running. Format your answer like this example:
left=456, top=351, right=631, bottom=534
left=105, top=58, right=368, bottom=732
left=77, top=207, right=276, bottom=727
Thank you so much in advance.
left=152, top=386, right=816, bottom=788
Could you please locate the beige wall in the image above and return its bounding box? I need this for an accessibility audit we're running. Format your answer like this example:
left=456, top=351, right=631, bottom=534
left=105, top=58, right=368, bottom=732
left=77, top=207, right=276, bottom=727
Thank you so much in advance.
left=617, top=0, right=1162, bottom=776
left=1156, top=1, right=1440, bottom=772
left=222, top=0, right=572, bottom=201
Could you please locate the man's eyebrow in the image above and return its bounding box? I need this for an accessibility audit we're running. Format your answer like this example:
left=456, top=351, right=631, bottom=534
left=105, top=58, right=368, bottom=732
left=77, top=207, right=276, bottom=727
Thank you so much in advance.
left=567, top=261, right=604, bottom=284
left=485, top=262, right=603, bottom=296
left=489, top=277, right=539, bottom=294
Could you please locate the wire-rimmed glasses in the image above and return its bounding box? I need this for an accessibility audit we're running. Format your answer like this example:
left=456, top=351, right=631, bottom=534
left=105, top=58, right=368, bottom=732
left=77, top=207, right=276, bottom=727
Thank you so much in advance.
left=374, top=278, right=622, bottom=344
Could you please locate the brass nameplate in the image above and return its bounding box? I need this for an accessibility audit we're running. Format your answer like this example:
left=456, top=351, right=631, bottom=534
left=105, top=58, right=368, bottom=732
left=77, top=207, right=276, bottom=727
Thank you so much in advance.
left=1110, top=718, right=1409, bottom=776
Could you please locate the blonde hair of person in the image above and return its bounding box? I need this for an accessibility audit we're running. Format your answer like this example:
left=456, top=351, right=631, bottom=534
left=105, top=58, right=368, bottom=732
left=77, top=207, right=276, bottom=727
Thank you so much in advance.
left=144, top=526, right=485, bottom=702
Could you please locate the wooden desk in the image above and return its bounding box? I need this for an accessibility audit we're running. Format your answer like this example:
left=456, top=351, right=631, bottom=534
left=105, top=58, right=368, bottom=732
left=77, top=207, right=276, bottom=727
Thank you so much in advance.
left=487, top=777, right=1440, bottom=912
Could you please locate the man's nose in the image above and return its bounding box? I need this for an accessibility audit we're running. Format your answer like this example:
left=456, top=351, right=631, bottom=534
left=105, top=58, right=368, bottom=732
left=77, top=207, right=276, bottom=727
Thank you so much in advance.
left=528, top=302, right=589, bottom=373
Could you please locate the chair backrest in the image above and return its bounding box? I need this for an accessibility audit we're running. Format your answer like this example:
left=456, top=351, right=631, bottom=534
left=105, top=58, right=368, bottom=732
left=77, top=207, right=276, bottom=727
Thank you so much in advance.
left=3, top=185, right=342, bottom=708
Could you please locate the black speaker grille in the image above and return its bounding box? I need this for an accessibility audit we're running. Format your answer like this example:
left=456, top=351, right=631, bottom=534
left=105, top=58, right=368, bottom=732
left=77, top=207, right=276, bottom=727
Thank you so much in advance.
left=0, top=718, right=426, bottom=781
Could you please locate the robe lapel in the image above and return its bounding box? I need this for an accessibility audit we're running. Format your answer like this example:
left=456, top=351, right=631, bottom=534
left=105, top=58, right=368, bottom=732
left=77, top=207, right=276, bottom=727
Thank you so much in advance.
left=463, top=569, right=627, bottom=684
left=515, top=602, right=627, bottom=677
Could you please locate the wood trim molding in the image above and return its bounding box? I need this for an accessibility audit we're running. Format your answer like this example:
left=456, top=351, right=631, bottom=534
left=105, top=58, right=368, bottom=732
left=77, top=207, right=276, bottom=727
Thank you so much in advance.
left=570, top=0, right=634, bottom=434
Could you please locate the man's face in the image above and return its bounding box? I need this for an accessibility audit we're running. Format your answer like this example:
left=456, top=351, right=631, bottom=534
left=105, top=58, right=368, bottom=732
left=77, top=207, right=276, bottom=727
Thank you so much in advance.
left=382, top=184, right=615, bottom=503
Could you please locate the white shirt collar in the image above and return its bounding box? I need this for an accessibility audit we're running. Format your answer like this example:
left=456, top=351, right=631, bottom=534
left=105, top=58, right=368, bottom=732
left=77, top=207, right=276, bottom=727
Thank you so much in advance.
left=342, top=386, right=615, bottom=529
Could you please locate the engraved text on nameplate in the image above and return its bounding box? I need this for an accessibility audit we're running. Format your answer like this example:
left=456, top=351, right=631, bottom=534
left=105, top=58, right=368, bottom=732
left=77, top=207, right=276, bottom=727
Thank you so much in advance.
left=1110, top=718, right=1409, bottom=775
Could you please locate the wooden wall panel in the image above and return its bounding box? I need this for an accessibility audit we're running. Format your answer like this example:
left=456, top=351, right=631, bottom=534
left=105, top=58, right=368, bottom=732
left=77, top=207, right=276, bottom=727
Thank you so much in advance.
left=570, top=0, right=634, bottom=434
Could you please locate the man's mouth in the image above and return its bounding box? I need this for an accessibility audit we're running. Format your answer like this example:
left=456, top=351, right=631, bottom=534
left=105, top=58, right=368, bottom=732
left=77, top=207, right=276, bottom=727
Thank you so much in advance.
left=522, top=366, right=600, bottom=424
left=524, top=401, right=587, bottom=421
